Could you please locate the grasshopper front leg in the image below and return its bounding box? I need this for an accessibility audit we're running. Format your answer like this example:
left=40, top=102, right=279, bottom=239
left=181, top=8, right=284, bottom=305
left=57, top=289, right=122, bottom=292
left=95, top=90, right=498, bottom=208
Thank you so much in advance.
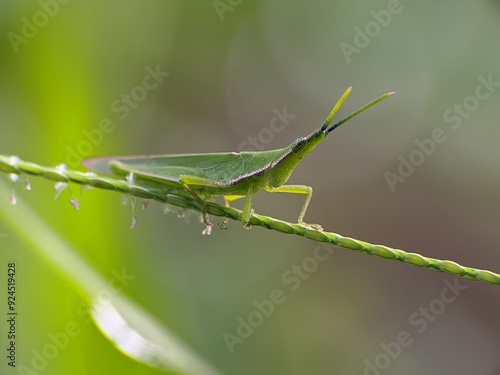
left=265, top=184, right=321, bottom=229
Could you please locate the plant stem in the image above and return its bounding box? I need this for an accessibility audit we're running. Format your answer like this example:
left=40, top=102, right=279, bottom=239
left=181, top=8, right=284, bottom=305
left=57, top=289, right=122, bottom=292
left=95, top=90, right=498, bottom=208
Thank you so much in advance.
left=1, top=154, right=499, bottom=286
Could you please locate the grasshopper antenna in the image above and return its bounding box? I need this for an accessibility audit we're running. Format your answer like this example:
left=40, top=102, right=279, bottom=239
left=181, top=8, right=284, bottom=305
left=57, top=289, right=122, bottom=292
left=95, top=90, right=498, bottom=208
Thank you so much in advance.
left=321, top=88, right=395, bottom=134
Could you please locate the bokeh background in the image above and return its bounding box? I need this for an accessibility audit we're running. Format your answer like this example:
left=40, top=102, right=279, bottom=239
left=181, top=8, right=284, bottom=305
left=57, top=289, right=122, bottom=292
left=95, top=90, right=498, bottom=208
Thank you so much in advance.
left=1, top=1, right=500, bottom=374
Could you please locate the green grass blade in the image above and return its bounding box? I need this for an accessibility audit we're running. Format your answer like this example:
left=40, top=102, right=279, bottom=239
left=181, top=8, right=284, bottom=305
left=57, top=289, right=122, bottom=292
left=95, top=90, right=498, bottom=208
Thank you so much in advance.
left=0, top=175, right=221, bottom=375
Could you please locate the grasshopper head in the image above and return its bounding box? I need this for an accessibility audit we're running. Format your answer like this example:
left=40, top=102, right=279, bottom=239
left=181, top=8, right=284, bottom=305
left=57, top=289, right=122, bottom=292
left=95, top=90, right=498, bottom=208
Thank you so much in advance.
left=268, top=88, right=394, bottom=188
left=290, top=87, right=395, bottom=158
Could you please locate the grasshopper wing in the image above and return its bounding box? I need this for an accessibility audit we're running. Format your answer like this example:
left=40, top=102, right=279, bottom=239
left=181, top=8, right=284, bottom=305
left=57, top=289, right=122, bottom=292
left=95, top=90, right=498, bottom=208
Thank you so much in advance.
left=84, top=148, right=290, bottom=187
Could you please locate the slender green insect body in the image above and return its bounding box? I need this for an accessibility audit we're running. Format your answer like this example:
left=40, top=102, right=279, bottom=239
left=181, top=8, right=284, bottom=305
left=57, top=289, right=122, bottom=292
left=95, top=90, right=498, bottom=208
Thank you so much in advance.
left=84, top=87, right=395, bottom=234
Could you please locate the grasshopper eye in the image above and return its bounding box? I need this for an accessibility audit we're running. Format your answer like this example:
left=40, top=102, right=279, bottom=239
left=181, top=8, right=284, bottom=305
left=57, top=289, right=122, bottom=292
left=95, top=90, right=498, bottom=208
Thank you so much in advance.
left=291, top=137, right=307, bottom=153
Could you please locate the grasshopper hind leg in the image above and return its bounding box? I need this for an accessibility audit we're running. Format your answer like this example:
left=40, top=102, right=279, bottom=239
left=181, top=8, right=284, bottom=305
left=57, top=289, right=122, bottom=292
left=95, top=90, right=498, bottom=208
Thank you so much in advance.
left=180, top=174, right=226, bottom=235
left=181, top=183, right=213, bottom=235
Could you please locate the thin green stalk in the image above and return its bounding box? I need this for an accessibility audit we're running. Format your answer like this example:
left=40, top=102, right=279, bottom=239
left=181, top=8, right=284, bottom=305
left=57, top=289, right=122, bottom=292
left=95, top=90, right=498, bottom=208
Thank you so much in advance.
left=1, top=154, right=499, bottom=286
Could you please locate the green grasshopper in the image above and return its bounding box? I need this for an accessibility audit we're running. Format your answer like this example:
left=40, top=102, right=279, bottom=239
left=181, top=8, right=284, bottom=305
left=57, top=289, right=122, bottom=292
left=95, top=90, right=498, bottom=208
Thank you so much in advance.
left=84, top=87, right=394, bottom=234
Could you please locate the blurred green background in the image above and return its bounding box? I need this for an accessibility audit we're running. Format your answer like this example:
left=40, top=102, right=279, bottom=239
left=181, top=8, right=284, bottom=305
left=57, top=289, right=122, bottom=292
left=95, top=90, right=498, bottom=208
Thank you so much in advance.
left=1, top=0, right=500, bottom=374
